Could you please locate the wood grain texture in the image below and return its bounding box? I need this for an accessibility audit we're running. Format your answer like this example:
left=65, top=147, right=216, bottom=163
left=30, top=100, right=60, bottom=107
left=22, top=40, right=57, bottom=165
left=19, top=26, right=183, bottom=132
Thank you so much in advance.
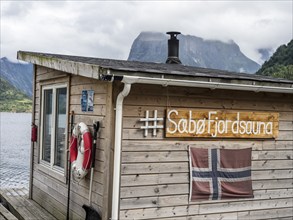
left=119, top=84, right=293, bottom=220
left=31, top=70, right=108, bottom=220
left=166, top=109, right=279, bottom=138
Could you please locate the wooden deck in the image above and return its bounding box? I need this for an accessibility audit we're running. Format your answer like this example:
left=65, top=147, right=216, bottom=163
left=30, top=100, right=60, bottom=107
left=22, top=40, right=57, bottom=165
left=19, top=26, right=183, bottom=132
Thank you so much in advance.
left=0, top=188, right=56, bottom=220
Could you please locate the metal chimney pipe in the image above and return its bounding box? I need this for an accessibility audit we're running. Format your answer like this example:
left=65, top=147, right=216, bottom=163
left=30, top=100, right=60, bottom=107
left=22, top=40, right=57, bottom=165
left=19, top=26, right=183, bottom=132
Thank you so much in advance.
left=166, top=31, right=181, bottom=64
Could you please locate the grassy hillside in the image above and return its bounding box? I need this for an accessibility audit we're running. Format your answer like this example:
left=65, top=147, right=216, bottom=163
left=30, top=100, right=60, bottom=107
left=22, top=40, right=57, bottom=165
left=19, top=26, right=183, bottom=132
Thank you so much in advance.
left=256, top=40, right=293, bottom=80
left=0, top=77, right=32, bottom=112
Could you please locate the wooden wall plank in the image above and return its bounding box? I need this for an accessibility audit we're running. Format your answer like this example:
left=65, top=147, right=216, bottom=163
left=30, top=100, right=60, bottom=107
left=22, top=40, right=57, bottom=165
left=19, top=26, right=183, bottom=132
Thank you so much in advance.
left=120, top=183, right=189, bottom=198
left=32, top=70, right=109, bottom=220
left=32, top=187, right=67, bottom=220
left=124, top=147, right=293, bottom=159
left=121, top=162, right=188, bottom=175
left=238, top=207, right=293, bottom=220
left=252, top=150, right=293, bottom=160
left=252, top=169, right=292, bottom=180
left=70, top=75, right=101, bottom=85
left=70, top=106, right=106, bottom=117
left=119, top=197, right=293, bottom=219
left=120, top=195, right=188, bottom=210
left=33, top=175, right=85, bottom=219
left=122, top=151, right=188, bottom=163
left=122, top=128, right=292, bottom=140
left=119, top=188, right=292, bottom=210
left=121, top=161, right=293, bottom=175
left=262, top=140, right=293, bottom=150
left=129, top=84, right=293, bottom=103
left=71, top=84, right=107, bottom=95
left=193, top=198, right=292, bottom=215
left=36, top=69, right=68, bottom=81
left=252, top=160, right=293, bottom=170
left=120, top=205, right=191, bottom=219
left=253, top=179, right=293, bottom=190
left=122, top=140, right=263, bottom=151
left=120, top=84, right=293, bottom=219
left=121, top=173, right=293, bottom=188
left=121, top=173, right=189, bottom=187
left=36, top=66, right=51, bottom=75
left=279, top=121, right=293, bottom=130
left=124, top=94, right=293, bottom=112
left=120, top=207, right=293, bottom=220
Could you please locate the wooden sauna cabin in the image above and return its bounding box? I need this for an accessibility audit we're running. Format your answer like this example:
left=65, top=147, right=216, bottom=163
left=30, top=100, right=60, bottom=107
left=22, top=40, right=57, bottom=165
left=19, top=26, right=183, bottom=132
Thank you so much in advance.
left=17, top=50, right=293, bottom=220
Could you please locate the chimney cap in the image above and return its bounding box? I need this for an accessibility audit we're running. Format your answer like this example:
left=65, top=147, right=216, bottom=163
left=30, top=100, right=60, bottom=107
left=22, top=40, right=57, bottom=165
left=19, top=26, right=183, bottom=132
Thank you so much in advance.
left=166, top=31, right=181, bottom=38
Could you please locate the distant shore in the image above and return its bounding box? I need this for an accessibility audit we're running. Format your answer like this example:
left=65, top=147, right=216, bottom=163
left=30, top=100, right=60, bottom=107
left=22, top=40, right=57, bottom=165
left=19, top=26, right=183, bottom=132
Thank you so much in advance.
left=0, top=101, right=32, bottom=113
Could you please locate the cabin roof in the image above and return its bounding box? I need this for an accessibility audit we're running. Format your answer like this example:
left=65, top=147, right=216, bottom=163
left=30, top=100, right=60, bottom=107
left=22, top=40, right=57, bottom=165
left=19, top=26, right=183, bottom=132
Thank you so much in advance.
left=17, top=51, right=293, bottom=91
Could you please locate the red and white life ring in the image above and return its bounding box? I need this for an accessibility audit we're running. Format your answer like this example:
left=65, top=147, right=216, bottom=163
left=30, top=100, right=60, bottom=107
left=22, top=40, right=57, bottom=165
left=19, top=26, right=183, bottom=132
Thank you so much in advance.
left=70, top=122, right=92, bottom=181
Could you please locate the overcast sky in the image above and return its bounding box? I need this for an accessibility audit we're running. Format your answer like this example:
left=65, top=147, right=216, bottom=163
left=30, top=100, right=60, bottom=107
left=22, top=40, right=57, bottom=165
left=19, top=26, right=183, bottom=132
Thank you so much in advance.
left=1, top=0, right=292, bottom=64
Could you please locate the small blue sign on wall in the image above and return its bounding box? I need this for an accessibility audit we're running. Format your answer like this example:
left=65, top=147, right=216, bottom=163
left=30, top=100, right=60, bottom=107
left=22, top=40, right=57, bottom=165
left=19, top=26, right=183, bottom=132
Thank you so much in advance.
left=81, top=90, right=94, bottom=112
left=87, top=90, right=94, bottom=112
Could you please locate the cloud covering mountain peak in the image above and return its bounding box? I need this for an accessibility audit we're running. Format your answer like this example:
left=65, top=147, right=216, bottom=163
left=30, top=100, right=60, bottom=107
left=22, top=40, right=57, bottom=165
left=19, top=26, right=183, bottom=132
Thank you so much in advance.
left=128, top=32, right=260, bottom=73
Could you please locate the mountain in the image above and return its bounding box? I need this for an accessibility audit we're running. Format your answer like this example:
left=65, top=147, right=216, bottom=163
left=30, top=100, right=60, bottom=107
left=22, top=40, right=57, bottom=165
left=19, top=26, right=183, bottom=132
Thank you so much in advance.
left=256, top=39, right=293, bottom=80
left=0, top=57, right=33, bottom=97
left=0, top=77, right=32, bottom=112
left=257, top=48, right=273, bottom=64
left=128, top=32, right=260, bottom=73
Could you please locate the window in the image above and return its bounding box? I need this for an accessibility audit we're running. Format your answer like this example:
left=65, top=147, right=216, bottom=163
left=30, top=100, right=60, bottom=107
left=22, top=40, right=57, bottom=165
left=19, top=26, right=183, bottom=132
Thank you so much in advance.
left=41, top=84, right=68, bottom=172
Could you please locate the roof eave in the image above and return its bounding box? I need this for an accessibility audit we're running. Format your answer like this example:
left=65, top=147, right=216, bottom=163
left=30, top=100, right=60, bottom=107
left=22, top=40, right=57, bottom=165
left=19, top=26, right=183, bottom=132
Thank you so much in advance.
left=105, top=69, right=293, bottom=93
left=17, top=51, right=100, bottom=80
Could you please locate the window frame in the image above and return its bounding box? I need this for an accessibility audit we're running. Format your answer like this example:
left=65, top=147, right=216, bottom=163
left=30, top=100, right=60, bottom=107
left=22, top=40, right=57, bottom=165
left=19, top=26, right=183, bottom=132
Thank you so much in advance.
left=39, top=83, right=69, bottom=178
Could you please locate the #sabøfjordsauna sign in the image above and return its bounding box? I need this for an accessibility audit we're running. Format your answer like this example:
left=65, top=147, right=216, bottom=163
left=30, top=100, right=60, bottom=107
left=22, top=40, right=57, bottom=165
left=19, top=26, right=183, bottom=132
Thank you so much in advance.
left=165, top=109, right=279, bottom=138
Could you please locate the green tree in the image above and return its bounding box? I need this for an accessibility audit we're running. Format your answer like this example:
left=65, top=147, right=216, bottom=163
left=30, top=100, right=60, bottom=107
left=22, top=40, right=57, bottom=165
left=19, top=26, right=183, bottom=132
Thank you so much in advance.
left=0, top=77, right=32, bottom=112
left=256, top=40, right=293, bottom=80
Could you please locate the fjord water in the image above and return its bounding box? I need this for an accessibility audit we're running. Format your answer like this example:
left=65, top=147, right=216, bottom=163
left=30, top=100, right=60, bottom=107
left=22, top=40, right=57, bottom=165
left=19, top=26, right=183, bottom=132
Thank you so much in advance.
left=0, top=112, right=31, bottom=189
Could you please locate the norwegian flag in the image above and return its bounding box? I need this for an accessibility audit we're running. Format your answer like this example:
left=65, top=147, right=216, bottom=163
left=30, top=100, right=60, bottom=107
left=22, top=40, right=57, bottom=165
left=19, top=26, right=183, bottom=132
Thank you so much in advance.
left=189, top=147, right=253, bottom=201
